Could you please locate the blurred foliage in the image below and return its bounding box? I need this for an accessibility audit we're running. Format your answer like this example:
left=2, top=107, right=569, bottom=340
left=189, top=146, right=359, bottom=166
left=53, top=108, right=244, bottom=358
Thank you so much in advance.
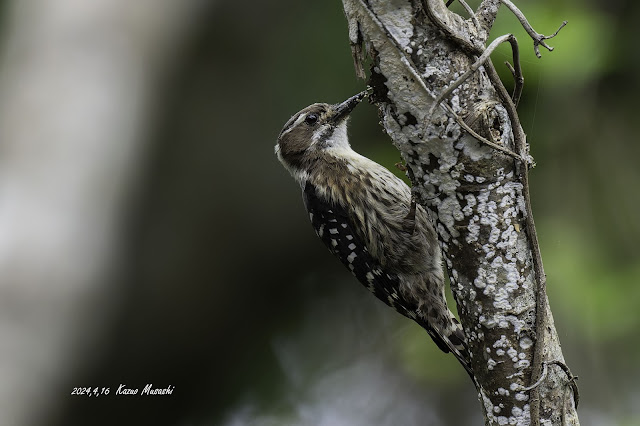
left=211, top=0, right=640, bottom=424
left=39, top=0, right=640, bottom=424
left=265, top=0, right=640, bottom=424
left=491, top=3, right=615, bottom=88
left=398, top=322, right=469, bottom=385
left=541, top=219, right=640, bottom=342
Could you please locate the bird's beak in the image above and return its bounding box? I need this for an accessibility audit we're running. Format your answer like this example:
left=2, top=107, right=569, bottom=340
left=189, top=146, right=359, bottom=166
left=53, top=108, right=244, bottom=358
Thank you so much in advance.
left=331, top=91, right=367, bottom=124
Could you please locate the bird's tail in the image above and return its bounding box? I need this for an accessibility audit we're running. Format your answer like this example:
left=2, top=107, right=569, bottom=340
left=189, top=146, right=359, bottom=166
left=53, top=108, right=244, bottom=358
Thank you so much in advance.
left=419, top=312, right=478, bottom=388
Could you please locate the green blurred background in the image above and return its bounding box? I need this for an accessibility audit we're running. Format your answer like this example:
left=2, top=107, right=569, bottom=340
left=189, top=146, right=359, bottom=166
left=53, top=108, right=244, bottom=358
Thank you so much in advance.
left=6, top=0, right=635, bottom=425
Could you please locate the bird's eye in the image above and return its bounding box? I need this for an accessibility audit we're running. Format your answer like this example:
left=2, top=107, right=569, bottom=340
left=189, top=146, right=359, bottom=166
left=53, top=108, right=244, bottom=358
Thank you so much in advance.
left=304, top=113, right=319, bottom=126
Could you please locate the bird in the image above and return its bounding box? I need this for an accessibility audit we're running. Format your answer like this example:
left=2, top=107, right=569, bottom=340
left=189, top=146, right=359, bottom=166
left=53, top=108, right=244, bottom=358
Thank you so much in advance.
left=275, top=91, right=472, bottom=377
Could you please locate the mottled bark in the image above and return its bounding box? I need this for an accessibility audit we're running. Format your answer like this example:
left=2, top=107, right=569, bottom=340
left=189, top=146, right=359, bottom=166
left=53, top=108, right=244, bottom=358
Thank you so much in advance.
left=341, top=0, right=578, bottom=424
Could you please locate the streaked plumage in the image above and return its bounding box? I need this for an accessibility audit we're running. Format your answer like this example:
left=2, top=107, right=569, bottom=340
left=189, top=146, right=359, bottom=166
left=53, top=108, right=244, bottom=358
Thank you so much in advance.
left=275, top=92, right=471, bottom=376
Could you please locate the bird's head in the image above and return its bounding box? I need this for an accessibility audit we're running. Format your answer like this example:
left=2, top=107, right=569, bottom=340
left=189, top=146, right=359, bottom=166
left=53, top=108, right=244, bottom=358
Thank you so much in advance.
left=275, top=91, right=366, bottom=181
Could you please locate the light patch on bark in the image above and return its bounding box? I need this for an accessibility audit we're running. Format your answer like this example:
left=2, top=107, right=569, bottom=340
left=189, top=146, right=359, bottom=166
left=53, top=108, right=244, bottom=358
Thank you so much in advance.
left=342, top=0, right=579, bottom=424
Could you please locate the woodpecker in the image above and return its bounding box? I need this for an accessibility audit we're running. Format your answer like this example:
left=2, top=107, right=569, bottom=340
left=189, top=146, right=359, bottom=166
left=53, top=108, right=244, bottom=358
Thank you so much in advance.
left=275, top=92, right=472, bottom=376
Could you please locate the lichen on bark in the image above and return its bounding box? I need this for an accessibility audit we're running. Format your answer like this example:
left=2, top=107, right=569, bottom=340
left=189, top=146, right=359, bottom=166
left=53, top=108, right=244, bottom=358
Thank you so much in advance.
left=342, top=0, right=579, bottom=424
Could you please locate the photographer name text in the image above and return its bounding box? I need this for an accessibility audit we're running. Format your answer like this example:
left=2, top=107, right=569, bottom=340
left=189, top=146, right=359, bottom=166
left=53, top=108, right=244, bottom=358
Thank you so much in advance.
left=71, top=384, right=175, bottom=397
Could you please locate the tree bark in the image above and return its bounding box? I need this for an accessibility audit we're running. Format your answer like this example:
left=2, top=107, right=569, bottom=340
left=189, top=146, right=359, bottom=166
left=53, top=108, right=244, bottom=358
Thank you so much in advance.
left=341, top=0, right=579, bottom=424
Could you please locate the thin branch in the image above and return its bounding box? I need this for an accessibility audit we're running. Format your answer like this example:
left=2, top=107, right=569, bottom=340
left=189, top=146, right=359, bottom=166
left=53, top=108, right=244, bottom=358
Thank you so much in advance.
left=358, top=0, right=527, bottom=187
left=518, top=359, right=578, bottom=405
left=520, top=361, right=548, bottom=391
left=355, top=0, right=514, bottom=165
left=547, top=360, right=580, bottom=408
left=355, top=0, right=519, bottom=165
left=424, top=33, right=525, bottom=158
left=505, top=60, right=524, bottom=107
left=422, top=4, right=525, bottom=108
left=444, top=103, right=523, bottom=161
left=455, top=0, right=481, bottom=33
left=427, top=34, right=517, bottom=119
left=499, top=0, right=567, bottom=58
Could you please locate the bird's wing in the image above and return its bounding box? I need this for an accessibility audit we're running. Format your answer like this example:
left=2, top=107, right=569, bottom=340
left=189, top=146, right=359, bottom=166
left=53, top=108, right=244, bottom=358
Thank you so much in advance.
left=302, top=182, right=454, bottom=355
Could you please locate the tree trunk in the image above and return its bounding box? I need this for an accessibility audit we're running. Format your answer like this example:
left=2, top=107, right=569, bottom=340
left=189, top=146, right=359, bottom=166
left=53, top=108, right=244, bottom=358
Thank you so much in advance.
left=341, top=0, right=579, bottom=424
